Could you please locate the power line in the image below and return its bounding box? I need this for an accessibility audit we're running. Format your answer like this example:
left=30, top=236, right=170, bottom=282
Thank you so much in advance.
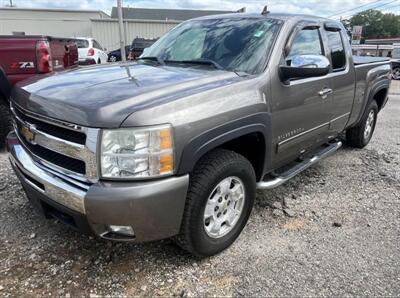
left=336, top=0, right=400, bottom=19
left=328, top=0, right=384, bottom=17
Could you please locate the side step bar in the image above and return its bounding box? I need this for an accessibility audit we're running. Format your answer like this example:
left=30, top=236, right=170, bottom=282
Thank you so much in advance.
left=257, top=141, right=342, bottom=190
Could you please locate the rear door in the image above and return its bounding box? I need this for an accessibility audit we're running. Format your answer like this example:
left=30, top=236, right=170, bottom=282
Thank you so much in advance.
left=322, top=23, right=355, bottom=132
left=93, top=40, right=108, bottom=63
left=77, top=39, right=90, bottom=60
left=270, top=22, right=333, bottom=167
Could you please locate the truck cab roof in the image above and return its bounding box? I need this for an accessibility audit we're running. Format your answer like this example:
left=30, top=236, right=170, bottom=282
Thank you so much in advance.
left=192, top=12, right=333, bottom=23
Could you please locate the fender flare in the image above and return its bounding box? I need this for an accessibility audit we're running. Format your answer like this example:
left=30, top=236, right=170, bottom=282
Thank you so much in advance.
left=353, top=80, right=389, bottom=127
left=177, top=112, right=272, bottom=177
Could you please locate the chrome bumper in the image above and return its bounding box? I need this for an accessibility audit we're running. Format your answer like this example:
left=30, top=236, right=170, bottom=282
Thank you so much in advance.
left=8, top=131, right=190, bottom=242
left=8, top=134, right=86, bottom=214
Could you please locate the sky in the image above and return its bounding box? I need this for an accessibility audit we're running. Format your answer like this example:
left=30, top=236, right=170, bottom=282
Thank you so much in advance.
left=1, top=0, right=399, bottom=19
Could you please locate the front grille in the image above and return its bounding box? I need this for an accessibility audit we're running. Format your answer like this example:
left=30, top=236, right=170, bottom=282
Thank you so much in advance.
left=18, top=130, right=86, bottom=174
left=11, top=102, right=99, bottom=181
left=13, top=105, right=86, bottom=145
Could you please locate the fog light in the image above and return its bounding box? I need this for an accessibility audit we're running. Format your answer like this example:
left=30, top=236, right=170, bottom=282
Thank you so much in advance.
left=107, top=225, right=135, bottom=237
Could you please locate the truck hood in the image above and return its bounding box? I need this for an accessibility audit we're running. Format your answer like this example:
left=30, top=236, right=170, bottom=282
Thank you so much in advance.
left=12, top=63, right=240, bottom=127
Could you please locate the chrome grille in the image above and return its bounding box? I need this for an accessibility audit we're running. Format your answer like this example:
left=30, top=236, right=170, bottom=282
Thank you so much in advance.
left=11, top=103, right=99, bottom=183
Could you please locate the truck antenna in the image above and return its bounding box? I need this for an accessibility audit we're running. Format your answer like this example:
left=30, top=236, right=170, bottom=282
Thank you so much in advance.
left=261, top=5, right=270, bottom=15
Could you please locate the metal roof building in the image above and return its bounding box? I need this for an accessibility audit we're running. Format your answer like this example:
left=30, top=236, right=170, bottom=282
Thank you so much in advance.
left=0, top=6, right=235, bottom=52
left=0, top=7, right=109, bottom=37
left=110, top=7, right=234, bottom=21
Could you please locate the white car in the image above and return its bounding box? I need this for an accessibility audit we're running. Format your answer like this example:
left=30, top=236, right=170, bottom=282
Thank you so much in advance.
left=76, top=38, right=108, bottom=65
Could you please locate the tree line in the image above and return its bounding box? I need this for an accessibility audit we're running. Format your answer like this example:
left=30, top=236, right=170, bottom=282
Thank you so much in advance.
left=341, top=9, right=400, bottom=41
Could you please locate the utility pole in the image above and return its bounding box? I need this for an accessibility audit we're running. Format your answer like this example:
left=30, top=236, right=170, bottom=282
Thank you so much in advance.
left=117, top=0, right=126, bottom=62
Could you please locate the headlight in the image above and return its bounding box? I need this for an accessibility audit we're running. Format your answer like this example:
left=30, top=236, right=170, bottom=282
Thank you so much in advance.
left=100, top=124, right=174, bottom=179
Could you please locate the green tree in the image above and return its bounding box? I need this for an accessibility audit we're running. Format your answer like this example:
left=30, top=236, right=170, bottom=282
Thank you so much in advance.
left=342, top=9, right=400, bottom=40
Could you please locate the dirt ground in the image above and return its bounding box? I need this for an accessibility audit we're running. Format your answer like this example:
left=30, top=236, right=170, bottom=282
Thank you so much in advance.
left=0, top=81, right=399, bottom=297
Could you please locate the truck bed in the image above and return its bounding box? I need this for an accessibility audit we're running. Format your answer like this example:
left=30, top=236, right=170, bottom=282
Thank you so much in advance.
left=353, top=55, right=390, bottom=65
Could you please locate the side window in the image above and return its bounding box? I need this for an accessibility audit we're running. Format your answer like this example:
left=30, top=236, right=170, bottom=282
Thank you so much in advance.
left=326, top=31, right=346, bottom=70
left=287, top=28, right=323, bottom=64
left=93, top=40, right=103, bottom=50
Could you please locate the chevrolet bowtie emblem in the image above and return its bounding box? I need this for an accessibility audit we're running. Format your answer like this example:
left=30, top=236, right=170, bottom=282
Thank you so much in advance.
left=20, top=124, right=37, bottom=144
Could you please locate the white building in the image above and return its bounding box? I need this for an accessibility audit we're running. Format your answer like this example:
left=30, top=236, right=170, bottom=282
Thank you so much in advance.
left=0, top=7, right=109, bottom=37
left=0, top=6, right=234, bottom=51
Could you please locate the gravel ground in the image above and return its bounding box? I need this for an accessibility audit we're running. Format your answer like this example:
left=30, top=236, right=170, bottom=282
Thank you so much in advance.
left=0, top=81, right=399, bottom=297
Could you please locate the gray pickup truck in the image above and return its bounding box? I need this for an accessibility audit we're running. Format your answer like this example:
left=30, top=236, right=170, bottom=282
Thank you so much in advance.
left=7, top=13, right=391, bottom=257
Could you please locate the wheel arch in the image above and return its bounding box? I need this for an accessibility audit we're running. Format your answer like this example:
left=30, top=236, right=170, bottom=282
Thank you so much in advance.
left=177, top=113, right=272, bottom=182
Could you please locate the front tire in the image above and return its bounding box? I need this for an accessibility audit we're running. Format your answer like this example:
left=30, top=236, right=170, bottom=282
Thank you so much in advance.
left=346, top=100, right=378, bottom=148
left=175, top=149, right=256, bottom=257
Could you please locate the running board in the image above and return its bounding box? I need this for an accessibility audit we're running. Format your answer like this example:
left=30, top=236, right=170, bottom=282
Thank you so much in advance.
left=257, top=141, right=342, bottom=190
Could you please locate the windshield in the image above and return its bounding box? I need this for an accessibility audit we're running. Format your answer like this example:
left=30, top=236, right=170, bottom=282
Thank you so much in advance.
left=393, top=48, right=400, bottom=58
left=142, top=17, right=282, bottom=74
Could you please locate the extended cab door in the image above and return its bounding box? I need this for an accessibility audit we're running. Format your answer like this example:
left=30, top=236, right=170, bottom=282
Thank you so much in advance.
left=270, top=22, right=333, bottom=168
left=322, top=23, right=355, bottom=132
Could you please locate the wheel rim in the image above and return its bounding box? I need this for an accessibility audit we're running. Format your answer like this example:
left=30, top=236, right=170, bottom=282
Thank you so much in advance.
left=393, top=68, right=400, bottom=80
left=203, top=176, right=245, bottom=239
left=110, top=56, right=117, bottom=62
left=364, top=110, right=375, bottom=140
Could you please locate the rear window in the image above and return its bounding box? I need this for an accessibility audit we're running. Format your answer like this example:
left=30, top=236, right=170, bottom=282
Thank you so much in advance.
left=77, top=39, right=89, bottom=48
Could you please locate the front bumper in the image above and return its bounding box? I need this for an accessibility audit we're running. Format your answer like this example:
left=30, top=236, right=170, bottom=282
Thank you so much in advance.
left=7, top=133, right=189, bottom=242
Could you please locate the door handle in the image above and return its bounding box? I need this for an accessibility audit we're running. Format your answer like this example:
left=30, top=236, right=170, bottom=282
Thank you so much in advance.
left=318, top=88, right=333, bottom=99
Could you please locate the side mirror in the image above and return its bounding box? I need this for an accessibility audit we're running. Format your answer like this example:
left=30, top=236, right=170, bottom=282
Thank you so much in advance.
left=279, top=54, right=330, bottom=82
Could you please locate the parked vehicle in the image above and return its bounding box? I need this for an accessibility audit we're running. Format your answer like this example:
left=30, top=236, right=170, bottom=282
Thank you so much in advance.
left=127, top=38, right=157, bottom=60
left=391, top=43, right=400, bottom=80
left=0, top=35, right=78, bottom=148
left=76, top=37, right=108, bottom=65
left=7, top=13, right=390, bottom=257
left=108, top=46, right=131, bottom=62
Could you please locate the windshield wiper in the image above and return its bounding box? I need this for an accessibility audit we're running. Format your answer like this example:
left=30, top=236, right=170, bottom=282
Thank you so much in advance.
left=137, top=56, right=165, bottom=65
left=166, top=58, right=250, bottom=77
left=167, top=58, right=224, bottom=70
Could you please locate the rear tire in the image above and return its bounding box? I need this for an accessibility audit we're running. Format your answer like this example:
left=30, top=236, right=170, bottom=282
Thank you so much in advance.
left=0, top=100, right=12, bottom=150
left=175, top=149, right=256, bottom=258
left=346, top=100, right=378, bottom=148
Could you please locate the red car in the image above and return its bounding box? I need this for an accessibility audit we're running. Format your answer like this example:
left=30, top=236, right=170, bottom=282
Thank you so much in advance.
left=0, top=35, right=78, bottom=147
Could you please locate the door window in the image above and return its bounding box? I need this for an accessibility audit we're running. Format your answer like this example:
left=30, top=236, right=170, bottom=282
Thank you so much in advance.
left=326, top=31, right=346, bottom=70
left=287, top=28, right=324, bottom=64
left=93, top=40, right=103, bottom=50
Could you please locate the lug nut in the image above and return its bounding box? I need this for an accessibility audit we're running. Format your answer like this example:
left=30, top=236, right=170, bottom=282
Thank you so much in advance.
left=218, top=198, right=223, bottom=203
left=214, top=206, right=219, bottom=212
left=217, top=212, right=221, bottom=218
